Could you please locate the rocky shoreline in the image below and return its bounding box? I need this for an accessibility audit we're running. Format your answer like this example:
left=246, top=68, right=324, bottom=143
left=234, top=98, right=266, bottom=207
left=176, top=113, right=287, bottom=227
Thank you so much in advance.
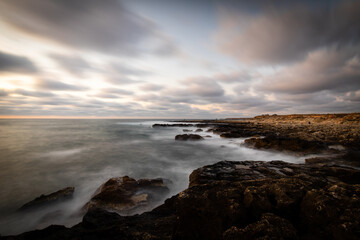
left=175, top=113, right=360, bottom=167
left=3, top=161, right=359, bottom=240
left=2, top=113, right=359, bottom=239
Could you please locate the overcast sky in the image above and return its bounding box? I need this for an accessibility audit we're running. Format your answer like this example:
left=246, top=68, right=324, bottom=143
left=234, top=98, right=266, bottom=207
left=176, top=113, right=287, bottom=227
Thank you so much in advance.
left=0, top=0, right=359, bottom=118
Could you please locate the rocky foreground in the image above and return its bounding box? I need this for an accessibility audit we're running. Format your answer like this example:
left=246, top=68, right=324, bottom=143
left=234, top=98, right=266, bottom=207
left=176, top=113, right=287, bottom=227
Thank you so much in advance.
left=3, top=113, right=360, bottom=239
left=3, top=161, right=359, bottom=240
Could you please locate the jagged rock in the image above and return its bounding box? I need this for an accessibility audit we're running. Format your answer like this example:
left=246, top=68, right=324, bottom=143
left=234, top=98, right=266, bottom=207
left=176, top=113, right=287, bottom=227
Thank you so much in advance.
left=7, top=161, right=359, bottom=240
left=244, top=136, right=328, bottom=154
left=84, top=176, right=169, bottom=214
left=19, top=187, right=74, bottom=211
left=175, top=134, right=204, bottom=141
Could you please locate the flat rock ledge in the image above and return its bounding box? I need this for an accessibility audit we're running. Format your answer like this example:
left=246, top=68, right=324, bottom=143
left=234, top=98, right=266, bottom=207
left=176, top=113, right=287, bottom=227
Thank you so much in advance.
left=4, top=161, right=360, bottom=240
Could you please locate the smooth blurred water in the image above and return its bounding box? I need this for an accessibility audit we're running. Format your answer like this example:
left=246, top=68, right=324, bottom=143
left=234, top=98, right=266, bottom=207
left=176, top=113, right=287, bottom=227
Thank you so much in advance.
left=0, top=119, right=307, bottom=235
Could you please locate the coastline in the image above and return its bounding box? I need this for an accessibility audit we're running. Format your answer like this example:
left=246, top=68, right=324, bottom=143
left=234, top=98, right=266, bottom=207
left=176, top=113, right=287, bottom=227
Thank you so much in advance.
left=2, top=113, right=360, bottom=239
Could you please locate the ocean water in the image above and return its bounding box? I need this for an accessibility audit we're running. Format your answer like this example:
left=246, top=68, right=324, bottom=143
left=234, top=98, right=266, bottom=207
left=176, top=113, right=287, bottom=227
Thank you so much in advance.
left=0, top=119, right=307, bottom=235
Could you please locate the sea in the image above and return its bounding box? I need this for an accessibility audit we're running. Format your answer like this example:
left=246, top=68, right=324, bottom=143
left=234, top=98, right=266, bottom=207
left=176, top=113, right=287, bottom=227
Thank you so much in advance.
left=0, top=119, right=307, bottom=235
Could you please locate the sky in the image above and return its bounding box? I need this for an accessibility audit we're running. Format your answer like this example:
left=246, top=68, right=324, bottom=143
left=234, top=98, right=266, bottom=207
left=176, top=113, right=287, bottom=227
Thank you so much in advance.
left=0, top=0, right=359, bottom=118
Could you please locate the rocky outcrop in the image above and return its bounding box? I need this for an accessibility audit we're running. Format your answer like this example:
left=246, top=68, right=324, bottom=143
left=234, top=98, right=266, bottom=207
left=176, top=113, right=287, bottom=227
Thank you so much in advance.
left=243, top=136, right=328, bottom=154
left=152, top=124, right=194, bottom=128
left=19, top=187, right=74, bottom=211
left=7, top=160, right=360, bottom=240
left=175, top=134, right=204, bottom=141
left=223, top=113, right=360, bottom=148
left=84, top=176, right=169, bottom=215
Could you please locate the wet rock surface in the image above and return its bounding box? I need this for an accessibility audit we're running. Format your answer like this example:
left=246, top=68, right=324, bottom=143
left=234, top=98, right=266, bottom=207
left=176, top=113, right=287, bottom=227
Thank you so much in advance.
left=84, top=176, right=170, bottom=215
left=175, top=134, right=204, bottom=141
left=6, top=160, right=360, bottom=240
left=243, top=135, right=328, bottom=154
left=19, top=187, right=75, bottom=211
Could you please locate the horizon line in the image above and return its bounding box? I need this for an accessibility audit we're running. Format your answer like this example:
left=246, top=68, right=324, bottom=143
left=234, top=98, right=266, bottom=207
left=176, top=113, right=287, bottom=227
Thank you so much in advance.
left=0, top=115, right=223, bottom=119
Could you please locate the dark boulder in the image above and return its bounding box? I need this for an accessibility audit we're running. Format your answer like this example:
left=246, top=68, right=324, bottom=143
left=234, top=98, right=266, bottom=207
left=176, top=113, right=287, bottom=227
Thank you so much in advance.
left=19, top=187, right=74, bottom=211
left=175, top=134, right=204, bottom=141
left=195, top=129, right=203, bottom=132
left=84, top=176, right=170, bottom=215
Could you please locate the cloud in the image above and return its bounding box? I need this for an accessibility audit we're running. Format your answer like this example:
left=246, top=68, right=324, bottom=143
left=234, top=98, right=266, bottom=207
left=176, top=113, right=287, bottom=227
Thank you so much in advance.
left=11, top=89, right=55, bottom=97
left=181, top=77, right=225, bottom=97
left=216, top=0, right=360, bottom=65
left=105, top=62, right=151, bottom=85
left=49, top=54, right=93, bottom=76
left=0, top=51, right=38, bottom=73
left=214, top=71, right=257, bottom=84
left=0, top=89, right=8, bottom=97
left=139, top=83, right=163, bottom=91
left=35, top=79, right=87, bottom=91
left=106, top=62, right=151, bottom=76
left=0, top=0, right=178, bottom=56
left=93, top=88, right=133, bottom=99
left=344, top=90, right=360, bottom=102
left=257, top=47, right=360, bottom=94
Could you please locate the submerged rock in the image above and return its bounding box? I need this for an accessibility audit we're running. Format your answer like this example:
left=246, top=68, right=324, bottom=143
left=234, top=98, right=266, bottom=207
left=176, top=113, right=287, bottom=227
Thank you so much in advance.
left=19, top=187, right=74, bottom=211
left=84, top=176, right=169, bottom=215
left=8, top=161, right=360, bottom=239
left=175, top=134, right=204, bottom=141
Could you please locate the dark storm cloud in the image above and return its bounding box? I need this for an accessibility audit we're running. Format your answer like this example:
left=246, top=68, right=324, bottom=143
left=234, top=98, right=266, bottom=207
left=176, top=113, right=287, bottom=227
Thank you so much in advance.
left=0, top=51, right=37, bottom=73
left=49, top=54, right=93, bottom=76
left=0, top=0, right=178, bottom=56
left=217, top=0, right=360, bottom=64
left=35, top=79, right=88, bottom=91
